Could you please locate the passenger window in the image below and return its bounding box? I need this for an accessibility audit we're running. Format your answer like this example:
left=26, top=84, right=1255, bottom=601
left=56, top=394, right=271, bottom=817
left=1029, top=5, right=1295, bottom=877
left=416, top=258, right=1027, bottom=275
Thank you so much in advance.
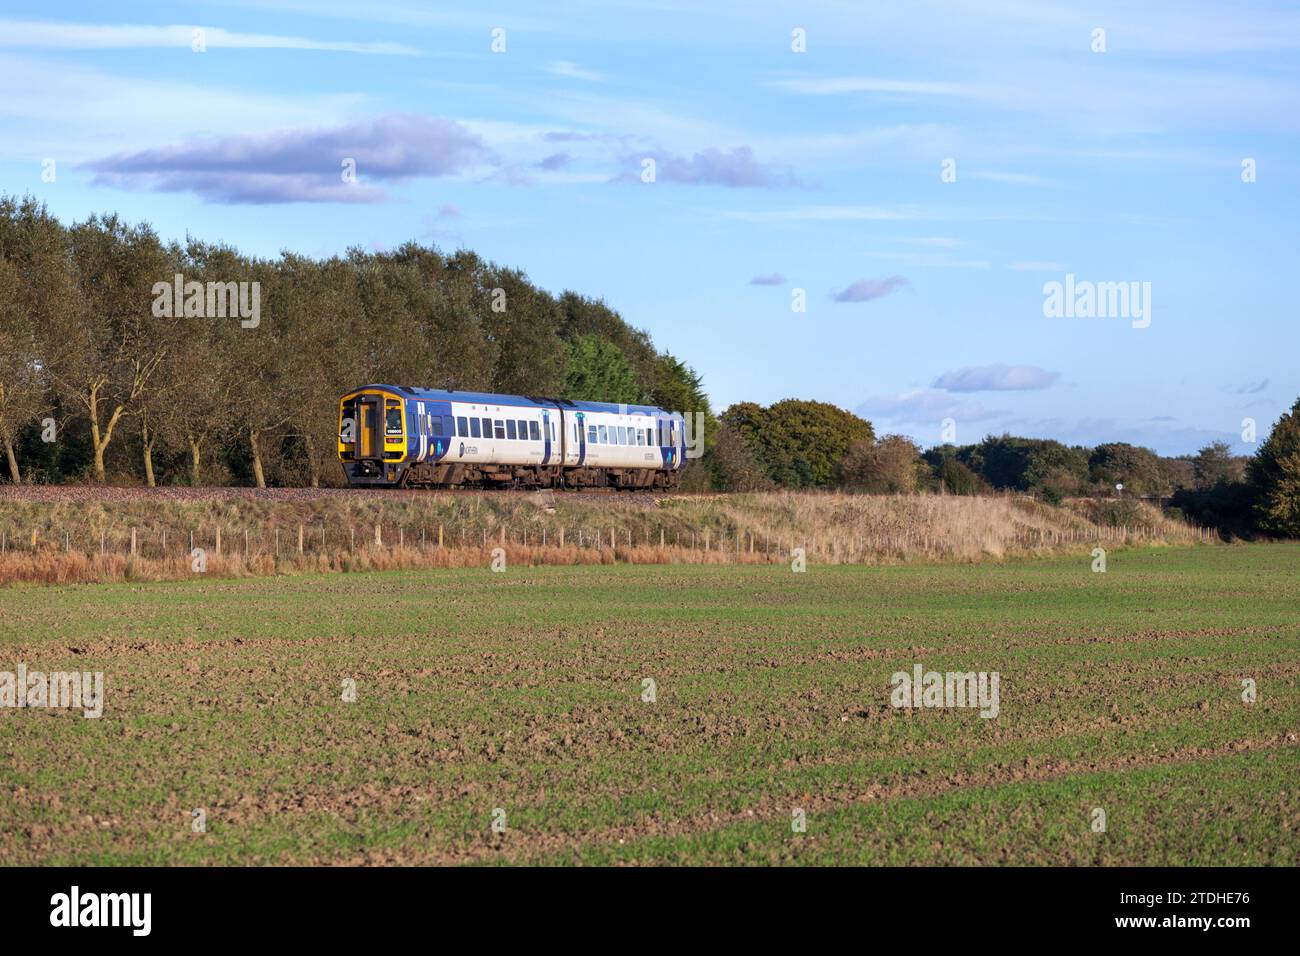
left=494, top=420, right=505, bottom=440
left=517, top=419, right=527, bottom=438
left=457, top=416, right=468, bottom=437
left=506, top=420, right=517, bottom=440
left=481, top=417, right=492, bottom=438
left=470, top=418, right=481, bottom=438
left=529, top=421, right=540, bottom=441
left=598, top=425, right=608, bottom=444
left=636, top=429, right=644, bottom=446
left=385, top=403, right=402, bottom=436
left=588, top=425, right=597, bottom=444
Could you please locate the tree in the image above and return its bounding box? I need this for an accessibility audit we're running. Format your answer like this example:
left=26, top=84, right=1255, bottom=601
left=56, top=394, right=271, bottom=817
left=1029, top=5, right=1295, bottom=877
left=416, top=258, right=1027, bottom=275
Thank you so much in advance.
left=939, top=456, right=984, bottom=495
left=1192, top=441, right=1244, bottom=489
left=841, top=434, right=924, bottom=493
left=722, top=399, right=874, bottom=488
left=481, top=266, right=566, bottom=394
left=1248, top=398, right=1300, bottom=536
left=563, top=334, right=643, bottom=403
left=0, top=197, right=72, bottom=482
left=44, top=214, right=171, bottom=482
left=0, top=259, right=44, bottom=481
left=156, top=240, right=242, bottom=485
left=1088, top=442, right=1164, bottom=496
left=708, top=422, right=772, bottom=491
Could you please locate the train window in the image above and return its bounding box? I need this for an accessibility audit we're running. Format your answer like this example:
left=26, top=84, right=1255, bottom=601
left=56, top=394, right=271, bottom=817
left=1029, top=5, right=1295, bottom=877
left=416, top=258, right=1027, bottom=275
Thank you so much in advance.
left=385, top=404, right=402, bottom=436
left=457, top=416, right=468, bottom=437
left=529, top=421, right=540, bottom=441
left=481, top=417, right=492, bottom=438
left=506, top=420, right=517, bottom=440
left=636, top=428, right=644, bottom=446
left=431, top=416, right=444, bottom=437
left=517, top=419, right=528, bottom=438
left=493, top=420, right=505, bottom=439
left=613, top=426, right=621, bottom=444
left=598, top=425, right=608, bottom=444
left=588, top=425, right=597, bottom=444
left=470, top=418, right=481, bottom=438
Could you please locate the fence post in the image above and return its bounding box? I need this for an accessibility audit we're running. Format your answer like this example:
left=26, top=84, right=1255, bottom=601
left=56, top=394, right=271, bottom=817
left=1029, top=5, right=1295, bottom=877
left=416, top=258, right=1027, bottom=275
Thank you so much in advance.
left=375, top=525, right=382, bottom=548
left=298, top=524, right=304, bottom=555
left=130, top=528, right=137, bottom=556
left=438, top=524, right=444, bottom=548
left=216, top=527, right=222, bottom=555
left=559, top=527, right=565, bottom=548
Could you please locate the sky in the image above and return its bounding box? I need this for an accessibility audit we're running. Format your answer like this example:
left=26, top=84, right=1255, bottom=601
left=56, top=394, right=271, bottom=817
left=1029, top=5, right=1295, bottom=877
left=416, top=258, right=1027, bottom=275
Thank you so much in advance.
left=1, top=0, right=1296, bottom=455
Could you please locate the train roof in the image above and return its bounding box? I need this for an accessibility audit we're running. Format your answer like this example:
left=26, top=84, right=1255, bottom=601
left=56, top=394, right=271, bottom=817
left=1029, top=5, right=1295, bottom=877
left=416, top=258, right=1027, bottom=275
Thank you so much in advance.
left=348, top=385, right=681, bottom=418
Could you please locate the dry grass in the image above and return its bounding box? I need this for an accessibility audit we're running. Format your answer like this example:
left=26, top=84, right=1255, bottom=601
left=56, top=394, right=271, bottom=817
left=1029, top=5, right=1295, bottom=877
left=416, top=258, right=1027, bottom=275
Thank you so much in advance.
left=0, top=489, right=1206, bottom=586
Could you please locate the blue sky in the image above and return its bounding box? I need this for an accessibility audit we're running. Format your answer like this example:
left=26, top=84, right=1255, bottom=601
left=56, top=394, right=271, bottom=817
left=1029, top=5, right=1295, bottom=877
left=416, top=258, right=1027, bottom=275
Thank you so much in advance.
left=1, top=0, right=1296, bottom=455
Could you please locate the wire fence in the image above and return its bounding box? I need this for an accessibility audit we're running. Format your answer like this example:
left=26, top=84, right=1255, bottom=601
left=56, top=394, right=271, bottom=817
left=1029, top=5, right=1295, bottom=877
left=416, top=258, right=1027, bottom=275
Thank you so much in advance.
left=0, top=518, right=1216, bottom=566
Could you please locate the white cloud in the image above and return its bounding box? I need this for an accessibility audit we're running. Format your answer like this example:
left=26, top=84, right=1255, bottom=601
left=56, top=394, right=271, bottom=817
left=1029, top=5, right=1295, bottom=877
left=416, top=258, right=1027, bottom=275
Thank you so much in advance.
left=933, top=364, right=1060, bottom=392
left=0, top=19, right=418, bottom=55
left=1008, top=260, right=1064, bottom=272
left=771, top=75, right=998, bottom=99
left=546, top=60, right=604, bottom=82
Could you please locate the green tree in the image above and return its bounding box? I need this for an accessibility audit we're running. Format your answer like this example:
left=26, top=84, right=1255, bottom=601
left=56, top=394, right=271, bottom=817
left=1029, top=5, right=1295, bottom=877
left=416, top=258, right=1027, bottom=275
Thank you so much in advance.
left=1089, top=442, right=1163, bottom=496
left=722, top=399, right=874, bottom=488
left=563, top=334, right=643, bottom=403
left=1192, top=441, right=1244, bottom=489
left=1248, top=398, right=1300, bottom=535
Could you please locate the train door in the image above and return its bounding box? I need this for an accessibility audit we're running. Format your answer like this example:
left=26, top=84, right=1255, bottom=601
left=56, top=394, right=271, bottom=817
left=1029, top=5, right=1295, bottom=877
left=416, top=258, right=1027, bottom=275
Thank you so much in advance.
left=574, top=412, right=587, bottom=466
left=357, top=396, right=381, bottom=459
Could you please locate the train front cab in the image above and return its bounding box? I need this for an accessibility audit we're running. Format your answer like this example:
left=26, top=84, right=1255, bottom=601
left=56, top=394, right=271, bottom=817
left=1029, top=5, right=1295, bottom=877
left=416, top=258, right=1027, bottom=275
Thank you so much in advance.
left=338, top=387, right=407, bottom=485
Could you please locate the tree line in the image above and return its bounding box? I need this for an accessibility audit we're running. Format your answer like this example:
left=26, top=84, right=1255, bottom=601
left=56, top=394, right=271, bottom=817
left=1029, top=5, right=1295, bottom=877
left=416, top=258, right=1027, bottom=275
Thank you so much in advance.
left=705, top=398, right=1300, bottom=537
left=0, top=195, right=709, bottom=487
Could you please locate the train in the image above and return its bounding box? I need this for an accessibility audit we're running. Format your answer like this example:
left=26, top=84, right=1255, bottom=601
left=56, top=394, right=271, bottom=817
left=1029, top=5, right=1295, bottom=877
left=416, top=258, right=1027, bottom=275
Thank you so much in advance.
left=337, top=385, right=687, bottom=489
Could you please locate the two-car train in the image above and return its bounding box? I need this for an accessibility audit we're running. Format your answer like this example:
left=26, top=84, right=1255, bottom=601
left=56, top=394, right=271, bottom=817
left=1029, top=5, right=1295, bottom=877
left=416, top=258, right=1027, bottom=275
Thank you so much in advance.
left=337, top=385, right=686, bottom=489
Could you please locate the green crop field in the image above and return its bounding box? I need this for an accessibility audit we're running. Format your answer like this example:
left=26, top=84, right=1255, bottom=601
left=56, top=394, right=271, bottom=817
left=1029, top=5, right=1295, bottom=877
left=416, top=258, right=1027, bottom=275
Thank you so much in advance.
left=1, top=543, right=1296, bottom=865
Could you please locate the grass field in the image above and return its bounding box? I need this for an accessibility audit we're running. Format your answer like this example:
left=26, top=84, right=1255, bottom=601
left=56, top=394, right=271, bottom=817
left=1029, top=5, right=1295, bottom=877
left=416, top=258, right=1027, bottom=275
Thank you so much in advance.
left=1, top=543, right=1296, bottom=865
